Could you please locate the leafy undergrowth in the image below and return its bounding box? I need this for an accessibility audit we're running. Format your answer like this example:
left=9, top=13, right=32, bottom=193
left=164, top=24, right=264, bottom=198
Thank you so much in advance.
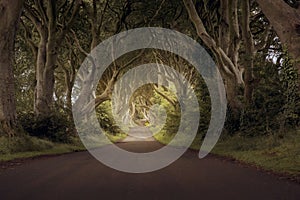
left=0, top=133, right=126, bottom=162
left=154, top=129, right=300, bottom=177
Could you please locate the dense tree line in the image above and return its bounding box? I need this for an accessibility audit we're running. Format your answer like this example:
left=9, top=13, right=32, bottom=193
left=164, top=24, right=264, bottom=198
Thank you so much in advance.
left=0, top=0, right=299, bottom=141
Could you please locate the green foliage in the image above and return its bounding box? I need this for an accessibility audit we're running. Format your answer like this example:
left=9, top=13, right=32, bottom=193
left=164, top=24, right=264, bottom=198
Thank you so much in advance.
left=193, top=75, right=211, bottom=138
left=18, top=112, right=72, bottom=143
left=278, top=56, right=300, bottom=129
left=224, top=107, right=242, bottom=134
left=151, top=73, right=211, bottom=140
left=15, top=30, right=35, bottom=114
left=240, top=53, right=299, bottom=136
left=96, top=101, right=122, bottom=136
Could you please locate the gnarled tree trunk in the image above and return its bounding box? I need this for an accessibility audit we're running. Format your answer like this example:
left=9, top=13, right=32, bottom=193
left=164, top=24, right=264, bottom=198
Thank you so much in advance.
left=0, top=0, right=24, bottom=136
left=183, top=0, right=243, bottom=117
left=23, top=0, right=81, bottom=119
left=34, top=33, right=56, bottom=118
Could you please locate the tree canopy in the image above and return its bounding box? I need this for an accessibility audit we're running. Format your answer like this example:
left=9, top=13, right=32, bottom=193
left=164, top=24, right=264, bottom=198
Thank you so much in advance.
left=0, top=0, right=299, bottom=141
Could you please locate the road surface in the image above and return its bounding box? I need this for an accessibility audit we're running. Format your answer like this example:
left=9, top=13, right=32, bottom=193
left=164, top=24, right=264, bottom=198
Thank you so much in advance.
left=0, top=141, right=300, bottom=200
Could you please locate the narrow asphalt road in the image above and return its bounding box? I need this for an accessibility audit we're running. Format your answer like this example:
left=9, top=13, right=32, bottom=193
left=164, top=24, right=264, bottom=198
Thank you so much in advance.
left=0, top=141, right=300, bottom=200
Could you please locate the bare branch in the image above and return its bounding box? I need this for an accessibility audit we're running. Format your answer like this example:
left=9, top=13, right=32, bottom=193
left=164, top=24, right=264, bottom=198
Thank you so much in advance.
left=23, top=3, right=43, bottom=35
left=58, top=0, right=81, bottom=42
left=34, top=0, right=47, bottom=24
left=70, top=29, right=89, bottom=56
left=20, top=18, right=38, bottom=59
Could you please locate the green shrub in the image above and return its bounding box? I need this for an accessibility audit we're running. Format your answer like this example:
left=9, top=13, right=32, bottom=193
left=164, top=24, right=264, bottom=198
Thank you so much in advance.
left=96, top=101, right=122, bottom=136
left=18, top=112, right=72, bottom=143
left=239, top=54, right=299, bottom=136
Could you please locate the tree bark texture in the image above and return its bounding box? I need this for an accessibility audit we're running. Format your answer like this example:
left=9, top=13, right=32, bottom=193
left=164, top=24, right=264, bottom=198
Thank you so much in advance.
left=0, top=0, right=24, bottom=136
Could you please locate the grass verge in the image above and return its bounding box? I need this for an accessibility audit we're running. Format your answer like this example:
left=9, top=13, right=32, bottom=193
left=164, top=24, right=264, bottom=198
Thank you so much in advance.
left=0, top=136, right=85, bottom=162
left=154, top=129, right=300, bottom=177
left=0, top=133, right=126, bottom=162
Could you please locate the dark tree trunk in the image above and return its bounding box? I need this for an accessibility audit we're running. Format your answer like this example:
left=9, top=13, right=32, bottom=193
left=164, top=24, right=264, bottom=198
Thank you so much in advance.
left=241, top=0, right=255, bottom=104
left=0, top=0, right=24, bottom=136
